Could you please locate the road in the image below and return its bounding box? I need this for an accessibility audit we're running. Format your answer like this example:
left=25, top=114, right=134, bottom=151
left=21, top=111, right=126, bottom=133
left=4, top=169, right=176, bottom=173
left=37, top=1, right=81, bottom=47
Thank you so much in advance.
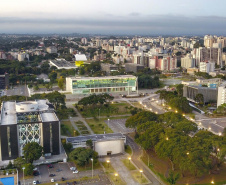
left=6, top=85, right=29, bottom=96
left=126, top=135, right=165, bottom=185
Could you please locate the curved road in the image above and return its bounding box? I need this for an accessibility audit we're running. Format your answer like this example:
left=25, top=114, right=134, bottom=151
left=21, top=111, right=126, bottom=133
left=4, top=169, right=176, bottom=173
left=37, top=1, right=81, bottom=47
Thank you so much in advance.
left=126, top=135, right=165, bottom=185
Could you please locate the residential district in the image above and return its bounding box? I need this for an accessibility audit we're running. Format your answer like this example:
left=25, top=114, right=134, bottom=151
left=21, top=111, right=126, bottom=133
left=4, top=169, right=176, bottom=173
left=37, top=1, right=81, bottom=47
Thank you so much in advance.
left=0, top=34, right=226, bottom=185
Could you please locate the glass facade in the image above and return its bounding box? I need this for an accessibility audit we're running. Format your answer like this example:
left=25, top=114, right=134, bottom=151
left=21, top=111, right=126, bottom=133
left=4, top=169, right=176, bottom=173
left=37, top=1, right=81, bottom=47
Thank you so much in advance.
left=72, top=77, right=137, bottom=94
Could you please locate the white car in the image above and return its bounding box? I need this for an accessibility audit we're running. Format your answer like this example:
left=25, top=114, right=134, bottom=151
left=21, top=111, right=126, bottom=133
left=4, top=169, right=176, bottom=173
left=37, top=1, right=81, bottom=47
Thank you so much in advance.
left=73, top=170, right=79, bottom=174
left=33, top=181, right=36, bottom=185
left=70, top=167, right=76, bottom=171
left=51, top=179, right=54, bottom=182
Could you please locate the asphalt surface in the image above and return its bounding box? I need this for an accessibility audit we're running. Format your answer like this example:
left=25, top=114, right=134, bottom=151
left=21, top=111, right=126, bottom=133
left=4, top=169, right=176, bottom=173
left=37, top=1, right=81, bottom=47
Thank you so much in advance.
left=6, top=85, right=29, bottom=96
left=126, top=135, right=164, bottom=185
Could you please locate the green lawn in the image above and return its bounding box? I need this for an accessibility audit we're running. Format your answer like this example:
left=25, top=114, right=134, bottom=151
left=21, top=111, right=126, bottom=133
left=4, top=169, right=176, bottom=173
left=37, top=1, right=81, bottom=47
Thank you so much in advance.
left=125, top=145, right=132, bottom=155
left=101, top=161, right=115, bottom=173
left=109, top=173, right=127, bottom=185
left=86, top=118, right=114, bottom=134
left=61, top=121, right=79, bottom=137
left=77, top=102, right=131, bottom=118
left=121, top=159, right=136, bottom=171
left=131, top=171, right=149, bottom=184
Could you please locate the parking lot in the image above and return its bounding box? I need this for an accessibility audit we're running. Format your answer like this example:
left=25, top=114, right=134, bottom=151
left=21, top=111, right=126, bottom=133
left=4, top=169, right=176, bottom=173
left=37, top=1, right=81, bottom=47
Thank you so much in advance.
left=21, top=162, right=111, bottom=185
left=105, top=119, right=134, bottom=134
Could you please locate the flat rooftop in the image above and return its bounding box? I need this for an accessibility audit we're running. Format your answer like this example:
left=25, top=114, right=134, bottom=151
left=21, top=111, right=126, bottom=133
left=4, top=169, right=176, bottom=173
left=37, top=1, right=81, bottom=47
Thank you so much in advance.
left=0, top=100, right=58, bottom=125
left=67, top=75, right=137, bottom=80
left=50, top=60, right=77, bottom=69
left=66, top=133, right=125, bottom=143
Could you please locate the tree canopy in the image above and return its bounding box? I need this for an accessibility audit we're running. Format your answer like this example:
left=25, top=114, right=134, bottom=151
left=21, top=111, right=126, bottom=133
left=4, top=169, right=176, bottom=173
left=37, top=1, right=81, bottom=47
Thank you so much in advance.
left=23, top=142, right=43, bottom=164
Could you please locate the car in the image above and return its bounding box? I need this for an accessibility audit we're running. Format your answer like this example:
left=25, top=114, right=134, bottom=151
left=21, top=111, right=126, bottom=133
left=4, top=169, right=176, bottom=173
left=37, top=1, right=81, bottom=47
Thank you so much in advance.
left=73, top=181, right=77, bottom=184
left=49, top=174, right=55, bottom=177
left=51, top=178, right=54, bottom=183
left=47, top=164, right=54, bottom=168
left=33, top=168, right=38, bottom=171
left=72, top=170, right=79, bottom=174
left=62, top=177, right=66, bottom=181
left=36, top=180, right=40, bottom=184
left=56, top=169, right=62, bottom=172
left=33, top=181, right=36, bottom=185
left=70, top=167, right=76, bottom=171
left=33, top=171, right=39, bottom=176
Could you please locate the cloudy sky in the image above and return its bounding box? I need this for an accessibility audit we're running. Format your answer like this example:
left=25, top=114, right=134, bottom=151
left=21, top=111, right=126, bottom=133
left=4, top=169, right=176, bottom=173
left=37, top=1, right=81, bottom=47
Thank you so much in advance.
left=1, top=0, right=226, bottom=35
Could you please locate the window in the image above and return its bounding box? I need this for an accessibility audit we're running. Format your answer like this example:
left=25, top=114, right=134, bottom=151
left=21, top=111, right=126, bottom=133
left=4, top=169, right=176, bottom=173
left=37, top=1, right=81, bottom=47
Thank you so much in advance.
left=7, top=127, right=11, bottom=157
left=50, top=123, right=53, bottom=153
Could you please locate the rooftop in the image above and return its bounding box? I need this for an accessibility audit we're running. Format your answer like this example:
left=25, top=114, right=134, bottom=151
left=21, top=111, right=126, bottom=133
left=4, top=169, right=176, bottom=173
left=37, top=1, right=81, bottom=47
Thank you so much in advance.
left=66, top=133, right=125, bottom=143
left=0, top=100, right=58, bottom=125
left=67, top=75, right=137, bottom=80
left=49, top=59, right=77, bottom=69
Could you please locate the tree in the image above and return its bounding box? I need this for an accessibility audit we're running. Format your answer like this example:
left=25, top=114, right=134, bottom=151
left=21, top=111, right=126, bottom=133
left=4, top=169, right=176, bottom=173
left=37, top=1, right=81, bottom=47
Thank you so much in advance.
left=14, top=157, right=26, bottom=170
left=69, top=147, right=98, bottom=167
left=63, top=143, right=73, bottom=153
left=86, top=139, right=93, bottom=149
left=195, top=93, right=204, bottom=105
left=23, top=163, right=34, bottom=176
left=58, top=76, right=65, bottom=90
left=176, top=84, right=184, bottom=97
left=48, top=71, right=57, bottom=83
left=166, top=171, right=180, bottom=185
left=23, top=142, right=43, bottom=164
left=6, top=161, right=13, bottom=169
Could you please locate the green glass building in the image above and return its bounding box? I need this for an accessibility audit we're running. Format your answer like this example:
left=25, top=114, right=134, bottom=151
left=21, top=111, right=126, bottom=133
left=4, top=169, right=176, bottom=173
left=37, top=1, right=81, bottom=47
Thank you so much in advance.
left=66, top=75, right=138, bottom=95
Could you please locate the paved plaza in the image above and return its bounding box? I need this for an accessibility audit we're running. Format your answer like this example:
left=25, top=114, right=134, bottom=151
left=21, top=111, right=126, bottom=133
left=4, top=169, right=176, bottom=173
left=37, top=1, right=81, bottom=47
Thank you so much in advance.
left=105, top=119, right=134, bottom=134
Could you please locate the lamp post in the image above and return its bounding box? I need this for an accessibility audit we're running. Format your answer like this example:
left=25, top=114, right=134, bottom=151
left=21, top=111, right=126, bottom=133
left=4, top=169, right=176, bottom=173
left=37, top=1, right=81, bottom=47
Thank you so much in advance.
left=106, top=160, right=110, bottom=168
left=115, top=173, right=118, bottom=182
left=140, top=169, right=143, bottom=178
left=107, top=119, right=110, bottom=132
left=128, top=157, right=131, bottom=165
left=91, top=158, right=93, bottom=178
left=22, top=167, right=25, bottom=185
left=99, top=109, right=100, bottom=120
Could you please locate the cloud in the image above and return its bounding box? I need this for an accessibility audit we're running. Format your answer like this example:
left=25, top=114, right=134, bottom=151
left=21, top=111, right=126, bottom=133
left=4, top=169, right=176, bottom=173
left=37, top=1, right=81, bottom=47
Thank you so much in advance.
left=129, top=12, right=141, bottom=16
left=0, top=15, right=226, bottom=35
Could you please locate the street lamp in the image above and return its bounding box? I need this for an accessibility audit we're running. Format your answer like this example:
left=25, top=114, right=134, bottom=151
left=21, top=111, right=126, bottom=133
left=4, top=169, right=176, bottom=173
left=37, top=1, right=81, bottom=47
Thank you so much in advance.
left=211, top=180, right=214, bottom=184
left=106, top=160, right=110, bottom=168
left=155, top=111, right=158, bottom=114
left=128, top=157, right=131, bottom=165
left=99, top=109, right=100, bottom=120
left=22, top=167, right=25, bottom=185
left=186, top=152, right=189, bottom=155
left=182, top=114, right=185, bottom=116
left=74, top=130, right=76, bottom=136
left=150, top=108, right=152, bottom=111
left=91, top=158, right=93, bottom=178
left=219, top=132, right=222, bottom=136
left=108, top=119, right=110, bottom=132
left=140, top=169, right=143, bottom=178
left=115, top=173, right=118, bottom=181
left=166, top=137, right=169, bottom=141
left=175, top=110, right=178, bottom=113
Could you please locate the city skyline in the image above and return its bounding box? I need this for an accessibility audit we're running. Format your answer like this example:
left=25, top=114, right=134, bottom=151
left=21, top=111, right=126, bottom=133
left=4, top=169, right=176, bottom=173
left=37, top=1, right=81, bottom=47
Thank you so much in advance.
left=1, top=0, right=226, bottom=35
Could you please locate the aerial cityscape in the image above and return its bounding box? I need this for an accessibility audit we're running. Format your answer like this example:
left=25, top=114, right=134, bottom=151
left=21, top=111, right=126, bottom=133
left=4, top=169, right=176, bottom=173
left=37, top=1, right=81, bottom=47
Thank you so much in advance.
left=0, top=0, right=226, bottom=185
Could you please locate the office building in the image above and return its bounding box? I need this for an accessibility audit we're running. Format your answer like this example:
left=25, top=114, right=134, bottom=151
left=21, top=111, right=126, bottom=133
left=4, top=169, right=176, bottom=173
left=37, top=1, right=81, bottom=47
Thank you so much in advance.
left=46, top=46, right=57, bottom=54
left=0, top=100, right=61, bottom=161
left=199, top=61, right=215, bottom=73
left=0, top=73, right=9, bottom=90
left=217, top=83, right=226, bottom=107
left=66, top=75, right=138, bottom=95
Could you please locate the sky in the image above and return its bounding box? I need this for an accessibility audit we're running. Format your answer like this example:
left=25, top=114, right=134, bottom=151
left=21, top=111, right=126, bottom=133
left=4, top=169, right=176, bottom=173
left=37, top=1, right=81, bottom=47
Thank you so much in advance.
left=1, top=0, right=226, bottom=35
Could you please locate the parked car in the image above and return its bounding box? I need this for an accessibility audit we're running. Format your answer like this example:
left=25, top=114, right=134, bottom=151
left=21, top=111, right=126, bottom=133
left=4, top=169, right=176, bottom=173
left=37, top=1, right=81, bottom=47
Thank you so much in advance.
left=51, top=178, right=54, bottom=182
left=62, top=177, right=66, bottom=181
left=73, top=170, right=79, bottom=174
left=70, top=167, right=76, bottom=171
left=56, top=169, right=62, bottom=172
left=47, top=164, right=54, bottom=168
left=33, top=171, right=39, bottom=176
left=33, top=181, right=36, bottom=185
left=49, top=174, right=55, bottom=177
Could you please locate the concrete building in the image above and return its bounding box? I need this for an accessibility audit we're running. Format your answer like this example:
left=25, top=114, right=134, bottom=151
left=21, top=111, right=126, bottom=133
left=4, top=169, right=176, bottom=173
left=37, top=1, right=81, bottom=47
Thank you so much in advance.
left=66, top=133, right=125, bottom=156
left=0, top=52, right=6, bottom=59
left=46, top=46, right=57, bottom=54
left=181, top=54, right=196, bottom=69
left=204, top=35, right=215, bottom=48
left=49, top=59, right=77, bottom=69
left=199, top=61, right=215, bottom=73
left=81, top=38, right=87, bottom=45
left=66, top=75, right=138, bottom=95
left=0, top=73, right=9, bottom=90
left=74, top=53, right=87, bottom=66
left=0, top=100, right=61, bottom=161
left=101, top=63, right=118, bottom=75
left=217, top=83, right=226, bottom=107
left=18, top=53, right=29, bottom=62
left=125, top=63, right=144, bottom=73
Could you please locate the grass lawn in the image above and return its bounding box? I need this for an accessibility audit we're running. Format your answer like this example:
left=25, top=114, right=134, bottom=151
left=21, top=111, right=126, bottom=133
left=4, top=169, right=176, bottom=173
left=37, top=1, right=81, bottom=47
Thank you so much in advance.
left=121, top=159, right=136, bottom=171
left=141, top=150, right=226, bottom=185
left=125, top=145, right=132, bottom=155
left=101, top=161, right=115, bottom=174
left=109, top=173, right=127, bottom=185
left=131, top=102, right=144, bottom=109
left=131, top=171, right=149, bottom=184
left=77, top=102, right=131, bottom=118
left=61, top=121, right=79, bottom=137
left=86, top=118, right=114, bottom=134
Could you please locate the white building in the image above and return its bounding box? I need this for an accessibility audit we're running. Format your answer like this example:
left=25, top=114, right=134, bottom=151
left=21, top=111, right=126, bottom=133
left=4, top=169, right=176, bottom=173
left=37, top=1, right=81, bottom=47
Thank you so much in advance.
left=217, top=84, right=226, bottom=107
left=81, top=38, right=87, bottom=44
left=66, top=133, right=126, bottom=156
left=181, top=54, right=196, bottom=69
left=18, top=53, right=29, bottom=61
left=199, top=61, right=215, bottom=73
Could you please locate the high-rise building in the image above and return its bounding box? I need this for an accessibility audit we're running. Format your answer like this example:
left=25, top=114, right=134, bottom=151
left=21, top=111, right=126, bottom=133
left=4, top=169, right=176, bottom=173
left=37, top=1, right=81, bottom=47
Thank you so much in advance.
left=0, top=100, right=61, bottom=161
left=204, top=35, right=215, bottom=48
left=46, top=46, right=57, bottom=54
left=217, top=83, right=226, bottom=107
left=199, top=61, right=215, bottom=73
left=181, top=54, right=196, bottom=69
left=0, top=73, right=9, bottom=90
left=81, top=38, right=87, bottom=44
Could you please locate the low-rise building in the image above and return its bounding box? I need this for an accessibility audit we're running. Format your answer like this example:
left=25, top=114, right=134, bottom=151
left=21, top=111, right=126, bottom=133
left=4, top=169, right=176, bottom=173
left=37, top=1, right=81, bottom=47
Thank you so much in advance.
left=66, top=133, right=125, bottom=156
left=0, top=73, right=9, bottom=90
left=46, top=46, right=57, bottom=54
left=49, top=59, right=77, bottom=69
left=66, top=75, right=138, bottom=95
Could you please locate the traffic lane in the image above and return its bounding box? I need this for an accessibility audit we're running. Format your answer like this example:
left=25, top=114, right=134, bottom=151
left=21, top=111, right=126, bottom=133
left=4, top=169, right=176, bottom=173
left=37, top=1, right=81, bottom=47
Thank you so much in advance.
left=199, top=121, right=224, bottom=135
left=126, top=136, right=161, bottom=185
left=142, top=102, right=165, bottom=114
